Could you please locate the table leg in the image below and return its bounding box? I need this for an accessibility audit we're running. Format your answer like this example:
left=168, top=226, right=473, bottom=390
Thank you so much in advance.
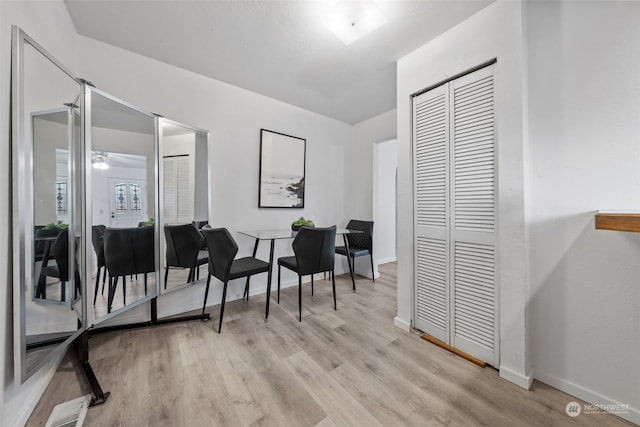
left=343, top=234, right=356, bottom=291
left=265, top=238, right=275, bottom=320
left=244, top=238, right=260, bottom=300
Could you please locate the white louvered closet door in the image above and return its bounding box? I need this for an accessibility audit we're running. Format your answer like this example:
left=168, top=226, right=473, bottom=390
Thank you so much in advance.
left=163, top=155, right=192, bottom=224
left=163, top=158, right=178, bottom=224
left=175, top=156, right=191, bottom=223
left=413, top=84, right=450, bottom=342
left=413, top=64, right=498, bottom=366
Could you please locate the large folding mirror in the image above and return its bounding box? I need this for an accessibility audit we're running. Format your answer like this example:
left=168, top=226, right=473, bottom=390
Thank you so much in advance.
left=12, top=28, right=84, bottom=383
left=158, top=118, right=210, bottom=294
left=86, top=87, right=159, bottom=323
left=12, top=26, right=212, bottom=387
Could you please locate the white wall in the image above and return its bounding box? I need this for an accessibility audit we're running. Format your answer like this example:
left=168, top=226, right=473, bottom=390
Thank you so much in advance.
left=397, top=0, right=529, bottom=388
left=346, top=109, right=397, bottom=221
left=527, top=1, right=640, bottom=423
left=0, top=2, right=79, bottom=425
left=373, top=139, right=397, bottom=265
left=77, top=36, right=353, bottom=321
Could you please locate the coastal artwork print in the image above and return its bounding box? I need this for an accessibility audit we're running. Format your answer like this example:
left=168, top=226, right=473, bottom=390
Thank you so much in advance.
left=259, top=129, right=306, bottom=208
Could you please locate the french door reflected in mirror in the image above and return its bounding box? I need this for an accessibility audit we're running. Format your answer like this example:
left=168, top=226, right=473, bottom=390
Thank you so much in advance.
left=86, top=87, right=158, bottom=322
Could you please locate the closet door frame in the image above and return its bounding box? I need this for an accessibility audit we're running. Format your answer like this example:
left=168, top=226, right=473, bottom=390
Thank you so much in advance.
left=412, top=61, right=499, bottom=366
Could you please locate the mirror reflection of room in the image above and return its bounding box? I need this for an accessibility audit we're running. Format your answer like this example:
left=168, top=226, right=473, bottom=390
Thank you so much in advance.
left=24, top=39, right=83, bottom=379
left=159, top=121, right=209, bottom=294
left=89, top=90, right=157, bottom=320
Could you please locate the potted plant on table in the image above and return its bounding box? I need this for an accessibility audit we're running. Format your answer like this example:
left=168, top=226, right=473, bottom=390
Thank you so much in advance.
left=291, top=216, right=314, bottom=231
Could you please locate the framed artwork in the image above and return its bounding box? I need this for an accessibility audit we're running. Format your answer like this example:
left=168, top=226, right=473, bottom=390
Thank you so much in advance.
left=259, top=129, right=306, bottom=208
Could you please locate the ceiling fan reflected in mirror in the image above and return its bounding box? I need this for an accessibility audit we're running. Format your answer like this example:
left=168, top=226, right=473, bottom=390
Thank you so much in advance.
left=91, top=151, right=136, bottom=170
left=92, top=152, right=110, bottom=170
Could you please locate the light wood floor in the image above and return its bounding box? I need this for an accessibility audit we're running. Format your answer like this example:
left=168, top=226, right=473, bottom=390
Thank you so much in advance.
left=90, top=265, right=206, bottom=320
left=28, top=263, right=633, bottom=426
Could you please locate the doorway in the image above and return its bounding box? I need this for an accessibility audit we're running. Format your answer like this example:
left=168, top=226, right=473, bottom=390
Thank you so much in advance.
left=373, top=139, right=398, bottom=272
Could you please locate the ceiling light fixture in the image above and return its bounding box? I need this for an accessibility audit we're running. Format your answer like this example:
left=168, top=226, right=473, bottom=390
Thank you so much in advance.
left=324, top=0, right=387, bottom=45
left=92, top=158, right=109, bottom=170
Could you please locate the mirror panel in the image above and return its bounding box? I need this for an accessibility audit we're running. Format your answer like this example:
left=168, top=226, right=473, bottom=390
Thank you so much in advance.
left=88, top=88, right=159, bottom=322
left=158, top=119, right=210, bottom=294
left=13, top=28, right=83, bottom=383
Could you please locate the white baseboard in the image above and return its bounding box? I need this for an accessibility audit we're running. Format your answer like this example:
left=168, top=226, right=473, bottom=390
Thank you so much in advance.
left=355, top=269, right=381, bottom=280
left=499, top=365, right=533, bottom=390
left=534, top=369, right=640, bottom=425
left=393, top=316, right=411, bottom=332
left=377, top=257, right=397, bottom=265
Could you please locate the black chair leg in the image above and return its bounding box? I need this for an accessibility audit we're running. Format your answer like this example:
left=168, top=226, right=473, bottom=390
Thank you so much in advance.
left=74, top=271, right=82, bottom=300
left=107, top=277, right=112, bottom=313
left=94, top=266, right=100, bottom=305
left=370, top=253, right=375, bottom=283
left=196, top=265, right=200, bottom=281
left=202, top=274, right=212, bottom=315
left=122, top=276, right=126, bottom=306
left=311, top=275, right=314, bottom=296
left=332, top=270, right=337, bottom=310
left=244, top=277, right=250, bottom=301
left=298, top=275, right=302, bottom=322
left=218, top=281, right=229, bottom=333
left=164, top=267, right=169, bottom=289
left=61, top=281, right=66, bottom=302
left=144, top=273, right=148, bottom=295
left=108, top=276, right=118, bottom=313
left=277, top=265, right=281, bottom=304
left=101, top=267, right=107, bottom=294
left=351, top=256, right=357, bottom=291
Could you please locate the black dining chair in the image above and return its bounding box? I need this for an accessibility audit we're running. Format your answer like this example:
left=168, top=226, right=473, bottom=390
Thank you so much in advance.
left=192, top=220, right=209, bottom=229
left=335, top=220, right=375, bottom=283
left=104, top=227, right=154, bottom=313
left=104, top=228, right=135, bottom=313
left=37, top=229, right=81, bottom=302
left=192, top=220, right=209, bottom=250
left=164, top=224, right=208, bottom=289
left=34, top=226, right=59, bottom=263
left=277, top=225, right=337, bottom=322
left=201, top=228, right=270, bottom=333
left=134, top=225, right=156, bottom=295
left=91, top=224, right=107, bottom=305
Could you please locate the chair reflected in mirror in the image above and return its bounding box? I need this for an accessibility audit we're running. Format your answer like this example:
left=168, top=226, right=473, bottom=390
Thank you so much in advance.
left=37, top=229, right=81, bottom=302
left=34, top=226, right=58, bottom=264
left=277, top=226, right=337, bottom=322
left=91, top=225, right=107, bottom=305
left=164, top=224, right=208, bottom=289
left=201, top=228, right=270, bottom=333
left=192, top=220, right=209, bottom=250
left=103, top=227, right=154, bottom=313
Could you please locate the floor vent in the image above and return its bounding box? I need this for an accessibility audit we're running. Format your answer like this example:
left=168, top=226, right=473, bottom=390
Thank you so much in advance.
left=45, top=394, right=91, bottom=427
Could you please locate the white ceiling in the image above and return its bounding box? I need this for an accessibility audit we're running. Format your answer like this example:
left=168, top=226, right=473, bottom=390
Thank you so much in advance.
left=64, top=0, right=494, bottom=124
